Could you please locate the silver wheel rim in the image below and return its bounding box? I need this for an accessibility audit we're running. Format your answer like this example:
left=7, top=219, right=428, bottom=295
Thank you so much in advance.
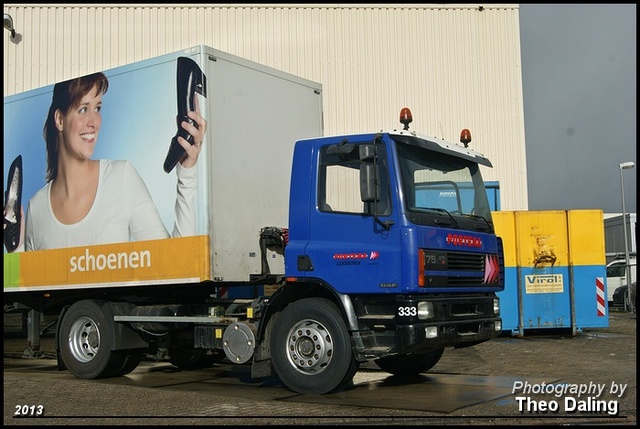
left=285, top=319, right=332, bottom=375
left=67, top=316, right=100, bottom=363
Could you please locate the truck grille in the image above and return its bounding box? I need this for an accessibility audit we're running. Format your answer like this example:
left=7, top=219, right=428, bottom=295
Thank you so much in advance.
left=422, top=248, right=502, bottom=287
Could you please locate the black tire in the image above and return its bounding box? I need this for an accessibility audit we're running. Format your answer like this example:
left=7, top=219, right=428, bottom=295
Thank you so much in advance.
left=270, top=297, right=357, bottom=395
left=115, top=351, right=144, bottom=376
left=340, top=353, right=361, bottom=387
left=59, top=300, right=123, bottom=379
left=375, top=348, right=444, bottom=376
left=99, top=350, right=144, bottom=378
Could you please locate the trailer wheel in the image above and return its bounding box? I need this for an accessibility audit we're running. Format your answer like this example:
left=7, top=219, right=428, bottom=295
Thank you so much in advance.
left=270, top=297, right=357, bottom=394
left=59, top=300, right=123, bottom=379
left=374, top=348, right=444, bottom=376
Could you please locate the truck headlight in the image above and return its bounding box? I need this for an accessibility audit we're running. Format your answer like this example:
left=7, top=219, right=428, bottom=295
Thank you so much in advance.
left=418, top=301, right=434, bottom=320
left=493, top=298, right=500, bottom=315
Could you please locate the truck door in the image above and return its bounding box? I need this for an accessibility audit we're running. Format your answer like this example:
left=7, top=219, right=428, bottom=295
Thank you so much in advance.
left=304, top=139, right=402, bottom=294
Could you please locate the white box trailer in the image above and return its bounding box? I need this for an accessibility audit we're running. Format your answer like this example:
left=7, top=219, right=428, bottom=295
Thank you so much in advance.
left=4, top=45, right=323, bottom=296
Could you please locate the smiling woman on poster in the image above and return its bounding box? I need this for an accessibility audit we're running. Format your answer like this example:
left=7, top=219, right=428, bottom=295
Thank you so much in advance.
left=21, top=72, right=207, bottom=251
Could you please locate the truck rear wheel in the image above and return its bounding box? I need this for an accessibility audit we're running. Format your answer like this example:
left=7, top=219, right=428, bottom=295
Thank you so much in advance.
left=270, top=297, right=358, bottom=394
left=59, top=299, right=126, bottom=379
left=374, top=348, right=444, bottom=376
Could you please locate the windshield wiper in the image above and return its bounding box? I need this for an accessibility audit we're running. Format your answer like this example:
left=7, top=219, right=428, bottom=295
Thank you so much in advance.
left=462, top=213, right=493, bottom=232
left=419, top=207, right=460, bottom=229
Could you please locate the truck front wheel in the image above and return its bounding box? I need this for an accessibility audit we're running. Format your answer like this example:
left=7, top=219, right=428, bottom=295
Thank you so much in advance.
left=59, top=299, right=128, bottom=379
left=270, top=297, right=358, bottom=394
left=374, top=348, right=444, bottom=376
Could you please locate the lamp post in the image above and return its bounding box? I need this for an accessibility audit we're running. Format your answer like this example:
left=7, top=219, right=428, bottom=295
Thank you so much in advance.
left=619, top=161, right=635, bottom=312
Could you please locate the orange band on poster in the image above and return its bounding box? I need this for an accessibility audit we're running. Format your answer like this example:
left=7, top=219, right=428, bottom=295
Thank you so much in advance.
left=4, top=235, right=210, bottom=291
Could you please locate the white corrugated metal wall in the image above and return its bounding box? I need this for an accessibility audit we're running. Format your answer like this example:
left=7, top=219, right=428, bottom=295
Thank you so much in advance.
left=3, top=3, right=528, bottom=210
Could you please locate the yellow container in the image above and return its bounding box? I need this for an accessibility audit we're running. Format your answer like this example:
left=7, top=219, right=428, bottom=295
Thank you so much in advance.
left=493, top=209, right=608, bottom=335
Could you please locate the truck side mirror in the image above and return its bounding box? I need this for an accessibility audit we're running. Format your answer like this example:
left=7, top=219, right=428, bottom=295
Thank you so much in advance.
left=359, top=143, right=377, bottom=202
left=360, top=163, right=378, bottom=203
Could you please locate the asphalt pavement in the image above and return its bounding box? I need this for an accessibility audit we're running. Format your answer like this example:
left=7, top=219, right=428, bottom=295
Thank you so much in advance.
left=3, top=308, right=636, bottom=426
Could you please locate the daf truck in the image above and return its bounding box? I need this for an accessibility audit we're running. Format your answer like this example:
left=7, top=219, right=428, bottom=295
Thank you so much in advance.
left=4, top=45, right=504, bottom=395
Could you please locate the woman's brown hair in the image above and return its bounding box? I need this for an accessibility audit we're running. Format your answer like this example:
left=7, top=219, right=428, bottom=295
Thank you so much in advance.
left=42, top=72, right=109, bottom=182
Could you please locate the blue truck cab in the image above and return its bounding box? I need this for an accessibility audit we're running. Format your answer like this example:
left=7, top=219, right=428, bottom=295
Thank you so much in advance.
left=267, top=109, right=504, bottom=394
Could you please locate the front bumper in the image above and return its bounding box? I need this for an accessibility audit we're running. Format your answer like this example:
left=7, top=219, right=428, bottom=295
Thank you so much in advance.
left=396, top=316, right=502, bottom=352
left=350, top=294, right=501, bottom=360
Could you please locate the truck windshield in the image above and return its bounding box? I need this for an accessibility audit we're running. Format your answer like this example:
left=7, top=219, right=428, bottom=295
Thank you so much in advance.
left=395, top=140, right=494, bottom=232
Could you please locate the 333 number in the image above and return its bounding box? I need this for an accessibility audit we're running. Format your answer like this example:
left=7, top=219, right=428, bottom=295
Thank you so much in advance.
left=397, top=306, right=417, bottom=317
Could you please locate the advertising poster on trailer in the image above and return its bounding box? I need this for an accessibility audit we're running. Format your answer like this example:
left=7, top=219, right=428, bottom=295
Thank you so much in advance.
left=4, top=52, right=211, bottom=292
